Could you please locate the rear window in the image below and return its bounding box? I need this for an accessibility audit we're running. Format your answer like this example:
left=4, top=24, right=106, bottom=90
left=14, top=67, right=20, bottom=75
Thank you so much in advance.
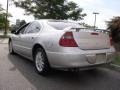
left=48, top=21, right=81, bottom=30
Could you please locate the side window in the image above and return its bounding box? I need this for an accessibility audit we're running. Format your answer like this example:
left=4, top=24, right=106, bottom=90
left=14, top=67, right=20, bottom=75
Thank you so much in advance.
left=19, top=27, right=27, bottom=34
left=25, top=22, right=41, bottom=34
left=17, top=23, right=30, bottom=34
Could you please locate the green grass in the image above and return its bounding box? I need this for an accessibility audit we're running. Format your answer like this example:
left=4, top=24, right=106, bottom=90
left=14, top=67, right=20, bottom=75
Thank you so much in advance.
left=112, top=55, right=120, bottom=65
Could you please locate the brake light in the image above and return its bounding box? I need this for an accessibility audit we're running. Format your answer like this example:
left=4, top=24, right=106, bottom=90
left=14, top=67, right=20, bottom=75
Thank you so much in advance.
left=59, top=32, right=78, bottom=47
left=109, top=34, right=113, bottom=46
left=91, top=32, right=98, bottom=35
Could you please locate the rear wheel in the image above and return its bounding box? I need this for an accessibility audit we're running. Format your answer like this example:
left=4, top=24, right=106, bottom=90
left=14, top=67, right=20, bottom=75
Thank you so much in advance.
left=34, top=48, right=50, bottom=75
left=9, top=41, right=15, bottom=54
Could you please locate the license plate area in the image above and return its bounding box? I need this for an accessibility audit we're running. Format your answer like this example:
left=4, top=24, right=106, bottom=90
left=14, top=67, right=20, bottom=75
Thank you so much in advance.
left=96, top=53, right=106, bottom=60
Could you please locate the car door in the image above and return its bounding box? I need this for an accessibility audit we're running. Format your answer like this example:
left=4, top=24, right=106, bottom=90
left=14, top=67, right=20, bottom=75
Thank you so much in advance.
left=12, top=23, right=30, bottom=54
left=18, top=21, right=41, bottom=58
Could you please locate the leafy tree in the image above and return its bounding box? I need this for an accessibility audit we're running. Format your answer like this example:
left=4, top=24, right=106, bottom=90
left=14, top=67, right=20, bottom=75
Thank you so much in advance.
left=13, top=0, right=86, bottom=20
left=0, top=14, right=6, bottom=29
left=10, top=19, right=26, bottom=32
left=0, top=13, right=12, bottom=30
left=0, top=4, right=12, bottom=30
left=79, top=23, right=95, bottom=28
left=0, top=4, right=5, bottom=30
left=107, top=16, right=120, bottom=43
left=20, top=20, right=26, bottom=27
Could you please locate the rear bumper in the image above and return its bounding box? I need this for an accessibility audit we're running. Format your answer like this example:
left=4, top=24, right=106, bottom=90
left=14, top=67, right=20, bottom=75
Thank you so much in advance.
left=46, top=51, right=114, bottom=69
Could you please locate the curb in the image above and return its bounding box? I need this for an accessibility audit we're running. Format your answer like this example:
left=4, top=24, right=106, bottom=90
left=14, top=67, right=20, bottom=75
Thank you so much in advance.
left=0, top=43, right=8, bottom=44
left=110, top=64, right=120, bottom=68
left=0, top=35, right=9, bottom=38
left=107, top=63, right=120, bottom=71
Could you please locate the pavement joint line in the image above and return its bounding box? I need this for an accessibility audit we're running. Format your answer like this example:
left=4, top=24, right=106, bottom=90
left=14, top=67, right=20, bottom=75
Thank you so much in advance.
left=111, top=64, right=120, bottom=68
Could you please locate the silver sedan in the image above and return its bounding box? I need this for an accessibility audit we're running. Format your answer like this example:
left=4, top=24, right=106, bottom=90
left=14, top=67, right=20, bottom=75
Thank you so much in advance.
left=9, top=20, right=115, bottom=75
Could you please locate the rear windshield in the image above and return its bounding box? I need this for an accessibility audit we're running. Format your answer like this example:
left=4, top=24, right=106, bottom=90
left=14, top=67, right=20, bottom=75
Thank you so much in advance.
left=48, top=21, right=81, bottom=30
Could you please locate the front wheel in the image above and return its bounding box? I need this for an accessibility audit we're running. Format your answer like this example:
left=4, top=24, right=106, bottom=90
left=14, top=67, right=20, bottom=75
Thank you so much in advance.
left=34, top=48, right=50, bottom=75
left=9, top=41, right=15, bottom=54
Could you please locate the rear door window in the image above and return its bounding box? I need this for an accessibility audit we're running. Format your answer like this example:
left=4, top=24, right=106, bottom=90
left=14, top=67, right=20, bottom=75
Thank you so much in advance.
left=24, top=21, right=41, bottom=34
left=16, top=23, right=30, bottom=34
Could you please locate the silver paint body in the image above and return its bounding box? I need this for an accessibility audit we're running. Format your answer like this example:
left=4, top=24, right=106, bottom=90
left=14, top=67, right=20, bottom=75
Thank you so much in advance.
left=10, top=20, right=115, bottom=69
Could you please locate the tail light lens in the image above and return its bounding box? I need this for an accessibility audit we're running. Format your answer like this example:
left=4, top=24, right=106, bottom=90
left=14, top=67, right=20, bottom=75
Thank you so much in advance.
left=59, top=32, right=78, bottom=47
left=109, top=34, right=113, bottom=46
left=91, top=32, right=99, bottom=35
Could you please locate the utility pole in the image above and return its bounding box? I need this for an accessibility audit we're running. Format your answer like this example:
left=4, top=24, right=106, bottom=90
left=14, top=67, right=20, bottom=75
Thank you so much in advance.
left=4, top=0, right=9, bottom=35
left=93, top=12, right=99, bottom=29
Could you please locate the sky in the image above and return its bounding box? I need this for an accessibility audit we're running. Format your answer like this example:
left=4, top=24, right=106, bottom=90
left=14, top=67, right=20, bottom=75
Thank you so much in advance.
left=0, top=0, right=120, bottom=29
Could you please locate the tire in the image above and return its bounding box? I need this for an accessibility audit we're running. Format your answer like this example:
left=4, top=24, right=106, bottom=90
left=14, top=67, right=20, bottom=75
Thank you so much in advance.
left=86, top=68, right=97, bottom=72
left=9, top=41, right=15, bottom=54
left=34, top=48, right=50, bottom=75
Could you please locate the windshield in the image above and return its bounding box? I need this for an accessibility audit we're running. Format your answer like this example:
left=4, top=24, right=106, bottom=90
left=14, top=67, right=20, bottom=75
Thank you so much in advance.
left=48, top=21, right=82, bottom=30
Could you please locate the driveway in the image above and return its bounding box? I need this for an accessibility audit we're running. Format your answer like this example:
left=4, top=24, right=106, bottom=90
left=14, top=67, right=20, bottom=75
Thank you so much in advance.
left=0, top=41, right=120, bottom=90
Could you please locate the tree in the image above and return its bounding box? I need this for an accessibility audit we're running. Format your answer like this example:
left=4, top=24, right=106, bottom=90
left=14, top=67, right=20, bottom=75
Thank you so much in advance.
left=79, top=23, right=95, bottom=28
left=107, top=16, right=120, bottom=43
left=0, top=13, right=12, bottom=30
left=0, top=4, right=12, bottom=30
left=0, top=4, right=5, bottom=30
left=0, top=14, right=6, bottom=29
left=13, top=0, right=86, bottom=20
left=20, top=20, right=26, bottom=27
left=10, top=19, right=26, bottom=32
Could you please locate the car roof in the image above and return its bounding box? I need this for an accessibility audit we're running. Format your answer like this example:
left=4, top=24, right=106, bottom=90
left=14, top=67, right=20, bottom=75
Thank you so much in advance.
left=33, top=19, right=79, bottom=24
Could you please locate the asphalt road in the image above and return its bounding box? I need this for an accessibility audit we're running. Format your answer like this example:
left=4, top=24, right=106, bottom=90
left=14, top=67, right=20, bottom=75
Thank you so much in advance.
left=0, top=43, right=120, bottom=90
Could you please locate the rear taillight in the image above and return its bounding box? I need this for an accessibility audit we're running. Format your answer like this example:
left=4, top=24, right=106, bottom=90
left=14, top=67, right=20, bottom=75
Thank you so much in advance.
left=109, top=34, right=113, bottom=46
left=91, top=32, right=98, bottom=35
left=59, top=32, right=78, bottom=47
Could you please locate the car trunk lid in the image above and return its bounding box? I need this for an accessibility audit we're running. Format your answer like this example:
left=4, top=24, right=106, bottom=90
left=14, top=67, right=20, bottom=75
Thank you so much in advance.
left=73, top=31, right=110, bottom=50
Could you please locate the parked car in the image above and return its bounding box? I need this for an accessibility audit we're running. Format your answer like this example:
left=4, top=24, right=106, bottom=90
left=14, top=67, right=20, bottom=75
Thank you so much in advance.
left=9, top=20, right=115, bottom=75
